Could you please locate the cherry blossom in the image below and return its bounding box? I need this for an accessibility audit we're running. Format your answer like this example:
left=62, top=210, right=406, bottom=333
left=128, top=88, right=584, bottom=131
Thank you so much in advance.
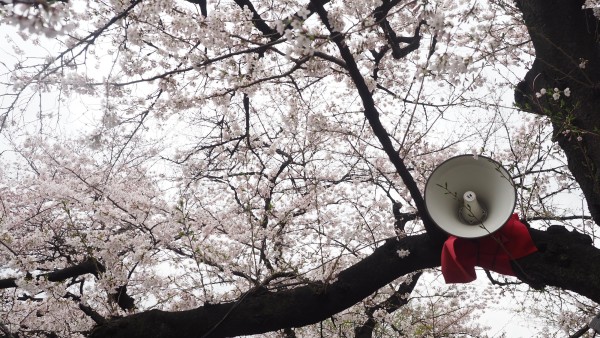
left=0, top=1, right=599, bottom=337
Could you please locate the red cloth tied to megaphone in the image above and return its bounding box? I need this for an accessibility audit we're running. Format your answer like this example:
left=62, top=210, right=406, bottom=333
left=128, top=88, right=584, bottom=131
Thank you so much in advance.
left=441, top=213, right=537, bottom=283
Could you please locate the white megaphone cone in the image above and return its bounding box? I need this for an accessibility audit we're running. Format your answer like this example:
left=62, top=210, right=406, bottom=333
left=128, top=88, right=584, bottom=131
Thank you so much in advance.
left=424, top=155, right=516, bottom=238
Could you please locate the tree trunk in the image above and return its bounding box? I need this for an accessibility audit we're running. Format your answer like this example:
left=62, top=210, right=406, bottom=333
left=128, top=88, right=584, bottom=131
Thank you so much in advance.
left=515, top=0, right=600, bottom=223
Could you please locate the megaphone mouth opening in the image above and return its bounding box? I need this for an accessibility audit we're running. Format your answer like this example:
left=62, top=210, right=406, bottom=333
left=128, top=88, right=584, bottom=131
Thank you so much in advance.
left=424, top=154, right=517, bottom=238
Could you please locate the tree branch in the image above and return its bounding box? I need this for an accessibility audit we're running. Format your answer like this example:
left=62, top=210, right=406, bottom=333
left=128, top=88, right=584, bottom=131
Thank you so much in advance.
left=88, top=225, right=600, bottom=338
left=310, top=0, right=445, bottom=242
left=89, top=233, right=439, bottom=338
left=0, top=257, right=105, bottom=290
left=354, top=271, right=421, bottom=338
left=232, top=0, right=280, bottom=39
left=514, top=226, right=600, bottom=302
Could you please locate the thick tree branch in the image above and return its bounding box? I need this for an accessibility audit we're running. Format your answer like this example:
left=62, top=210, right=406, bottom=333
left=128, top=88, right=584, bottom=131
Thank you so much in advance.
left=380, top=18, right=425, bottom=60
left=0, top=257, right=105, bottom=290
left=89, top=233, right=440, bottom=338
left=514, top=226, right=600, bottom=302
left=88, top=225, right=600, bottom=338
left=79, top=303, right=108, bottom=326
left=232, top=0, right=279, bottom=39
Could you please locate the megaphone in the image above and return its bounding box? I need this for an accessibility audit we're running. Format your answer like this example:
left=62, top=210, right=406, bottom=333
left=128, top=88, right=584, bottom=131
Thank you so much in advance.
left=424, top=155, right=516, bottom=238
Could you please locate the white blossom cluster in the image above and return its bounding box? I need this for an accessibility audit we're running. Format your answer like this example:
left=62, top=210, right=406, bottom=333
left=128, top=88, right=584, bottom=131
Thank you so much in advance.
left=584, top=0, right=600, bottom=18
left=1, top=0, right=74, bottom=38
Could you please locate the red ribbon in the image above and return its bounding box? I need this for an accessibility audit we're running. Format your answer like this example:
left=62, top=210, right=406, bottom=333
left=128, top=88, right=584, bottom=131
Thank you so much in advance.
left=441, top=213, right=537, bottom=283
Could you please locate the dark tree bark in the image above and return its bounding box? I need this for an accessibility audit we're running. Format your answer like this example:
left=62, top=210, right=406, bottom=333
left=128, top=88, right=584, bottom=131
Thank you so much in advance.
left=515, top=0, right=600, bottom=224
left=515, top=226, right=600, bottom=302
left=0, top=258, right=105, bottom=290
